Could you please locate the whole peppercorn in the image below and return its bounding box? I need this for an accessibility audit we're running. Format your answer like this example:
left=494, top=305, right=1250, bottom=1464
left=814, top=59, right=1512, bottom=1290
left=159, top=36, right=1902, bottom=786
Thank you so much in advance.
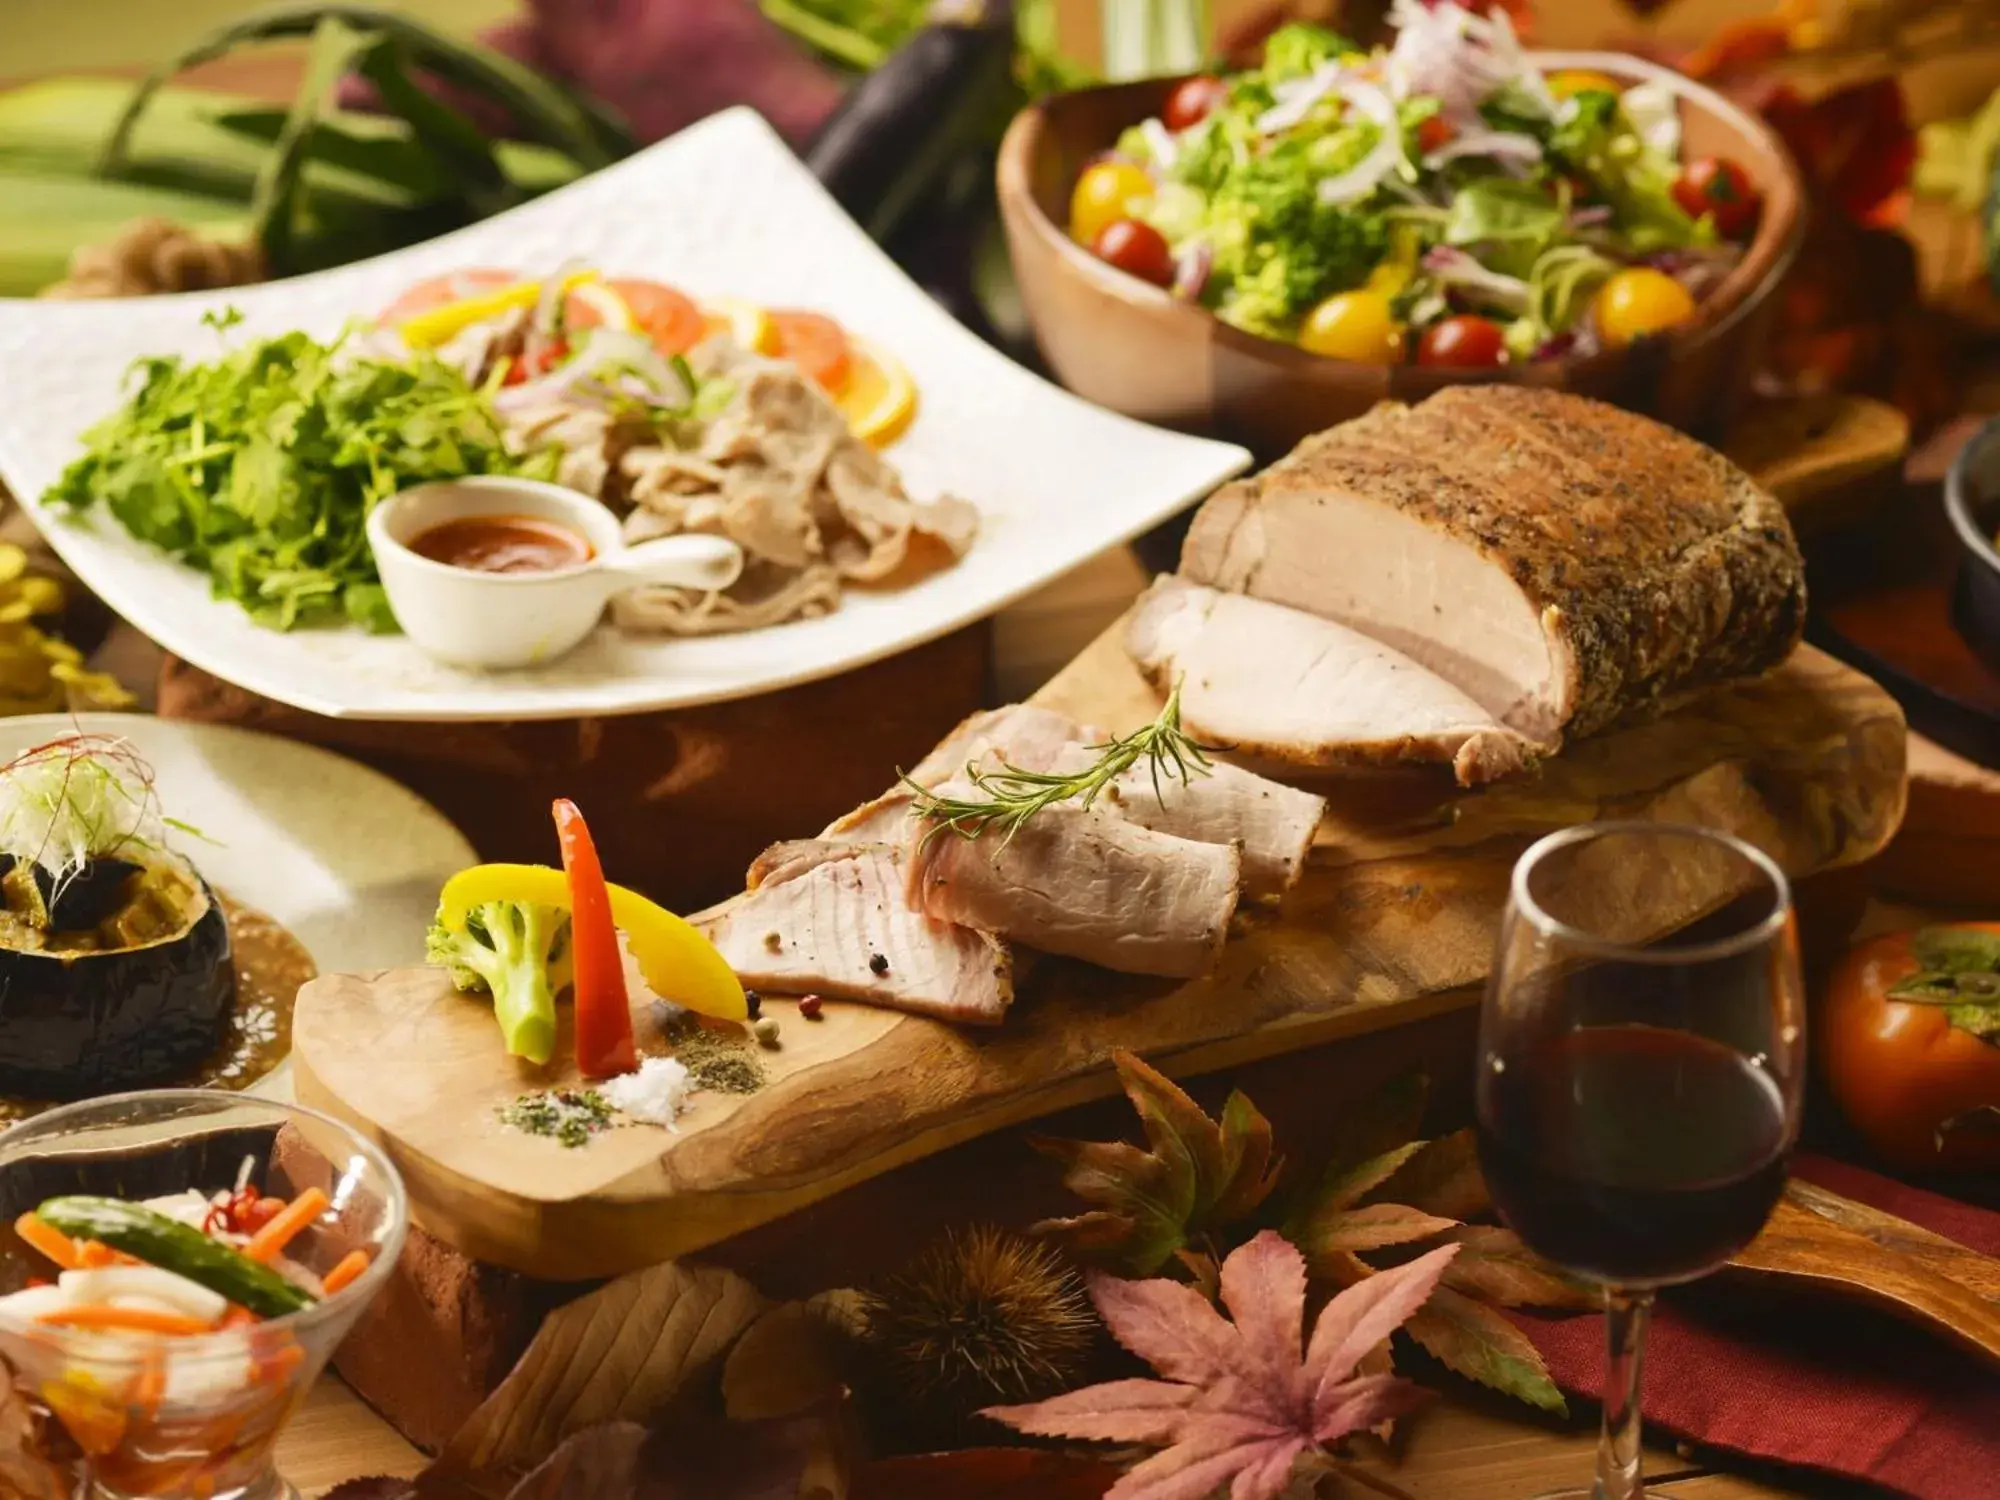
left=744, top=989, right=763, bottom=1020
left=868, top=952, right=890, bottom=976
left=751, top=1016, right=781, bottom=1049
left=799, top=994, right=825, bottom=1021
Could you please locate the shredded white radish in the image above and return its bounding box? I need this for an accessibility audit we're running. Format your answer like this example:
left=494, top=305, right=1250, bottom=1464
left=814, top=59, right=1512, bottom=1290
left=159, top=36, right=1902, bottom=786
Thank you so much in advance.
left=1316, top=79, right=1405, bottom=207
left=1619, top=79, right=1681, bottom=159
left=1422, top=130, right=1543, bottom=170
left=1257, top=63, right=1344, bottom=134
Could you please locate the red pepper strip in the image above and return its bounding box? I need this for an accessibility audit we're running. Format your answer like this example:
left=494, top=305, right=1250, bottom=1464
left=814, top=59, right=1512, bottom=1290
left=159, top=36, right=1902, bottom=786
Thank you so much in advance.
left=554, top=799, right=637, bottom=1079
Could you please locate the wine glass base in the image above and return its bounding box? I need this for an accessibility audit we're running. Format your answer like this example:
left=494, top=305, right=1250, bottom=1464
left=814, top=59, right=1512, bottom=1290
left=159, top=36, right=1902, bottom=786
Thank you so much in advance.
left=1528, top=1490, right=1641, bottom=1499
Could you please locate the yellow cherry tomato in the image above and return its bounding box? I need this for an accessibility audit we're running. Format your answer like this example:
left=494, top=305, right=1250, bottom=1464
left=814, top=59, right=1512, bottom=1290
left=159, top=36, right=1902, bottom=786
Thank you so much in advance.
left=1547, top=68, right=1625, bottom=99
left=1069, top=161, right=1153, bottom=247
left=1297, top=291, right=1405, bottom=363
left=1593, top=267, right=1697, bottom=348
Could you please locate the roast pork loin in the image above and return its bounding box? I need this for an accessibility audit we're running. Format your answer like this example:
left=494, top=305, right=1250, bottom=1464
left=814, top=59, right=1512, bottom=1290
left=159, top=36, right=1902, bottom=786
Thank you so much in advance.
left=1127, top=576, right=1537, bottom=785
left=832, top=702, right=1325, bottom=898
left=695, top=840, right=1014, bottom=1025
left=906, top=792, right=1242, bottom=978
left=1180, top=387, right=1807, bottom=746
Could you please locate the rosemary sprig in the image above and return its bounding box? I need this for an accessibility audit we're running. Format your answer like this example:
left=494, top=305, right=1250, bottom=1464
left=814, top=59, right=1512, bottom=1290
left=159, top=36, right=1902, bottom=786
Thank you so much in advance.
left=905, top=683, right=1213, bottom=846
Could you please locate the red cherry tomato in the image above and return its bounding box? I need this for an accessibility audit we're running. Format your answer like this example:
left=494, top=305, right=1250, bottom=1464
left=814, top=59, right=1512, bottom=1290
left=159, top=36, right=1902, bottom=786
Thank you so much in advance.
left=1162, top=76, right=1229, bottom=132
left=1417, top=315, right=1508, bottom=368
left=769, top=310, right=855, bottom=392
left=1091, top=219, right=1176, bottom=288
left=1672, top=156, right=1762, bottom=239
left=377, top=268, right=517, bottom=325
left=1416, top=114, right=1456, bottom=155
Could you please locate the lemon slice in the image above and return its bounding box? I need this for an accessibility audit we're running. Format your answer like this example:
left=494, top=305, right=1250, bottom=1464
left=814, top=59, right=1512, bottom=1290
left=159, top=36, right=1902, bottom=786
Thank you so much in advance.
left=836, top=338, right=917, bottom=448
left=565, top=280, right=634, bottom=333
left=701, top=297, right=776, bottom=353
left=397, top=270, right=597, bottom=348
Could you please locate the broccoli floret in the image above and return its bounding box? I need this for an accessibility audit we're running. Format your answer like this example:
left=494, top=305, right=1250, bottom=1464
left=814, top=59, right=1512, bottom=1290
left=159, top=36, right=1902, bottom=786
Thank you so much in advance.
left=1203, top=135, right=1389, bottom=337
left=426, top=901, right=573, bottom=1066
left=1260, top=22, right=1355, bottom=81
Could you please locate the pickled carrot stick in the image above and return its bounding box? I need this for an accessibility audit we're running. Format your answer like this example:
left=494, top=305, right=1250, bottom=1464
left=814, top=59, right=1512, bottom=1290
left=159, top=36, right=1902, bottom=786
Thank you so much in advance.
left=321, top=1250, right=370, bottom=1295
left=38, top=1305, right=212, bottom=1335
left=220, top=1306, right=258, bottom=1329
left=15, top=1212, right=81, bottom=1270
left=242, top=1188, right=327, bottom=1264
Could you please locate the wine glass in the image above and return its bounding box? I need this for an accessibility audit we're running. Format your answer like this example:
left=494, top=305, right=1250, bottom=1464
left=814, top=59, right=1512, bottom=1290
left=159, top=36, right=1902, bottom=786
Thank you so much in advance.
left=0, top=1090, right=408, bottom=1500
left=1474, top=823, right=1805, bottom=1500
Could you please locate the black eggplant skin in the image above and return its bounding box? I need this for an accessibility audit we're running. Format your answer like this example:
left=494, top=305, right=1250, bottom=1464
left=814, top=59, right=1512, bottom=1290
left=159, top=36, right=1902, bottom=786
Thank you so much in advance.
left=0, top=882, right=234, bottom=1100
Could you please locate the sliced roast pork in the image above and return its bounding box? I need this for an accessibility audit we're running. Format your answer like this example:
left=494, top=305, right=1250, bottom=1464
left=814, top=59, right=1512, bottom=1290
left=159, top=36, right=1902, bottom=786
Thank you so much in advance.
left=906, top=793, right=1241, bottom=978
left=1126, top=576, right=1537, bottom=785
left=1043, top=743, right=1323, bottom=897
left=830, top=702, right=1325, bottom=898
left=1180, top=387, right=1806, bottom=746
left=695, top=840, right=1013, bottom=1024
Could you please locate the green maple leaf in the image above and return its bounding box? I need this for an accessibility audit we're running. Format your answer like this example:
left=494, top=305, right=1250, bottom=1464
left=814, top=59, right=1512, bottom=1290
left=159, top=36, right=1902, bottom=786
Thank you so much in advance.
left=1031, top=1050, right=1283, bottom=1275
left=1284, top=1079, right=1588, bottom=1417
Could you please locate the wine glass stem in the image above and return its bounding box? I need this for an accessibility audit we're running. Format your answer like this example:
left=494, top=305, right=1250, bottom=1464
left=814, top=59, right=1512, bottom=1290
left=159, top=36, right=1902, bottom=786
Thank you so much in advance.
left=1594, top=1288, right=1654, bottom=1500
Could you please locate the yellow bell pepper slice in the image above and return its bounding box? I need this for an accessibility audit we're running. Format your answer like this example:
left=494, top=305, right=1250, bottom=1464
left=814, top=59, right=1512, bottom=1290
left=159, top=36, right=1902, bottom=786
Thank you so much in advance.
left=395, top=270, right=599, bottom=350
left=437, top=864, right=746, bottom=1022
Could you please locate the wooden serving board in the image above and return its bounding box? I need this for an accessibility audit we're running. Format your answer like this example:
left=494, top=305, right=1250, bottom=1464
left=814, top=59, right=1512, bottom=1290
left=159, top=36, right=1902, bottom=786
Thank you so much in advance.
left=294, top=634, right=1908, bottom=1280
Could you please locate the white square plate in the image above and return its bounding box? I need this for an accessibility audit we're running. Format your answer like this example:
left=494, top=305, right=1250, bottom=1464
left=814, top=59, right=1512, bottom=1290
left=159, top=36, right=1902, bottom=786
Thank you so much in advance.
left=0, top=108, right=1247, bottom=721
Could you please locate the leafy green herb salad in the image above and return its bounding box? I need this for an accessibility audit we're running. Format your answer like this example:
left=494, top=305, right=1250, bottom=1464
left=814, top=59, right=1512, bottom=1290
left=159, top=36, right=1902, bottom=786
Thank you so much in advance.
left=1068, top=2, right=1765, bottom=368
left=45, top=311, right=555, bottom=632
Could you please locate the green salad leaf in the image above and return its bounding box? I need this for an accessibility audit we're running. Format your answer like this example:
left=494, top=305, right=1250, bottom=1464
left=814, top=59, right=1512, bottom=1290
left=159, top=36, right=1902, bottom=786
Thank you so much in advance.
left=45, top=325, right=554, bottom=632
left=1444, top=180, right=1565, bottom=255
left=1546, top=89, right=1703, bottom=254
left=1260, top=23, right=1355, bottom=82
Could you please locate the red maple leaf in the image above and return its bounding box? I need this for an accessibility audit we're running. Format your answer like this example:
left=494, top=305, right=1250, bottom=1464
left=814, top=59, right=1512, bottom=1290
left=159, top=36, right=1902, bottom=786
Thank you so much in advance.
left=983, top=1232, right=1459, bottom=1500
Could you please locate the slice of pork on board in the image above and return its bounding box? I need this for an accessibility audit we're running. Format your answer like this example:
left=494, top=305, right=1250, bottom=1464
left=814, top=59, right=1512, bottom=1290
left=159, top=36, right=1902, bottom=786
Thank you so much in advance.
left=1180, top=386, right=1807, bottom=745
left=830, top=702, right=1326, bottom=898
left=1040, top=740, right=1325, bottom=898
left=906, top=791, right=1242, bottom=979
left=695, top=841, right=1014, bottom=1025
left=1127, top=577, right=1539, bottom=786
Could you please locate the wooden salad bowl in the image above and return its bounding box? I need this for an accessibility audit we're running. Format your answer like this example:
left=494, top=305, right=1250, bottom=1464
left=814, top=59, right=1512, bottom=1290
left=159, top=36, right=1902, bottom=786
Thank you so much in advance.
left=997, top=52, right=1806, bottom=456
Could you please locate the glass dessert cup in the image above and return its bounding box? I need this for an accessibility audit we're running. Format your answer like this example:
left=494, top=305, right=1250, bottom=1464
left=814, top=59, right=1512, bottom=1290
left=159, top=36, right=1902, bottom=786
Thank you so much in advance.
left=0, top=1090, right=408, bottom=1500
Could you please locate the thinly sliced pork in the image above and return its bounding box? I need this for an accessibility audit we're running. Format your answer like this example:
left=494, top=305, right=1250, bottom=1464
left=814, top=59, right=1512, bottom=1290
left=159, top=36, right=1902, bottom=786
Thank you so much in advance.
left=1180, top=387, right=1806, bottom=745
left=829, top=703, right=1324, bottom=898
left=1126, top=576, right=1537, bottom=785
left=906, top=793, right=1241, bottom=978
left=1042, top=743, right=1323, bottom=897
left=696, top=841, right=1012, bottom=1025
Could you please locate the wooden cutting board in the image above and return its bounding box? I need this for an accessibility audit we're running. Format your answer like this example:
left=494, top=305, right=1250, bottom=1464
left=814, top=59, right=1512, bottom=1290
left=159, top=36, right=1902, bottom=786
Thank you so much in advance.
left=293, top=635, right=1907, bottom=1280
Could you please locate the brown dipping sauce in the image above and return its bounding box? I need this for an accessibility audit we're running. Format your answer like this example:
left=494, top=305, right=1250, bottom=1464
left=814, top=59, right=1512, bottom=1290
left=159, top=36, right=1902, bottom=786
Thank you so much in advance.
left=410, top=514, right=592, bottom=575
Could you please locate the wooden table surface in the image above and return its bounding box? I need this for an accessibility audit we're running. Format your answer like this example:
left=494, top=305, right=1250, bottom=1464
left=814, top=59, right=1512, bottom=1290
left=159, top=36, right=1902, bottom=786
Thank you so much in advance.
left=262, top=546, right=1810, bottom=1499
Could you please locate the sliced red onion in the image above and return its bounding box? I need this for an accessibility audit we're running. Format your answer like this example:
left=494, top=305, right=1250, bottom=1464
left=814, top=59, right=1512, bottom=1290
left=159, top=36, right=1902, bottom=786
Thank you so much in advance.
left=1173, top=241, right=1214, bottom=300
left=1139, top=118, right=1181, bottom=172
left=1386, top=0, right=1552, bottom=119
left=1422, top=245, right=1531, bottom=313
left=1568, top=204, right=1613, bottom=228
left=1421, top=129, right=1542, bottom=170
left=1316, top=79, right=1405, bottom=207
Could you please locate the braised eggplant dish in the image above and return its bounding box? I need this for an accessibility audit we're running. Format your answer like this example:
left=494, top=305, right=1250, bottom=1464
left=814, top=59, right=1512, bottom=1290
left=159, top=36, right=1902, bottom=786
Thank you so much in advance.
left=0, top=736, right=232, bottom=1098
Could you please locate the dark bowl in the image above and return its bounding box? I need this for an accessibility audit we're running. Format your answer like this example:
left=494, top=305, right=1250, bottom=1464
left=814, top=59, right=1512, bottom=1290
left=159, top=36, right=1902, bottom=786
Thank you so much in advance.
left=998, top=50, right=1806, bottom=456
left=1944, top=417, right=2000, bottom=677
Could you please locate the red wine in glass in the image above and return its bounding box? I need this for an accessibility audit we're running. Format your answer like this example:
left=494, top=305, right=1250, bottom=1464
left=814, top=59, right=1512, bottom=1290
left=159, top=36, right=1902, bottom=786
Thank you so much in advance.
left=1476, top=823, right=1805, bottom=1499
left=1477, top=1025, right=1790, bottom=1286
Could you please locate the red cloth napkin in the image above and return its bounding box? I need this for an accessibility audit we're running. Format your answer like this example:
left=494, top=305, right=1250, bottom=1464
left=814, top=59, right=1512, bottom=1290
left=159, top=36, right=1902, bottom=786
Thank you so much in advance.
left=1513, top=1154, right=2000, bottom=1499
